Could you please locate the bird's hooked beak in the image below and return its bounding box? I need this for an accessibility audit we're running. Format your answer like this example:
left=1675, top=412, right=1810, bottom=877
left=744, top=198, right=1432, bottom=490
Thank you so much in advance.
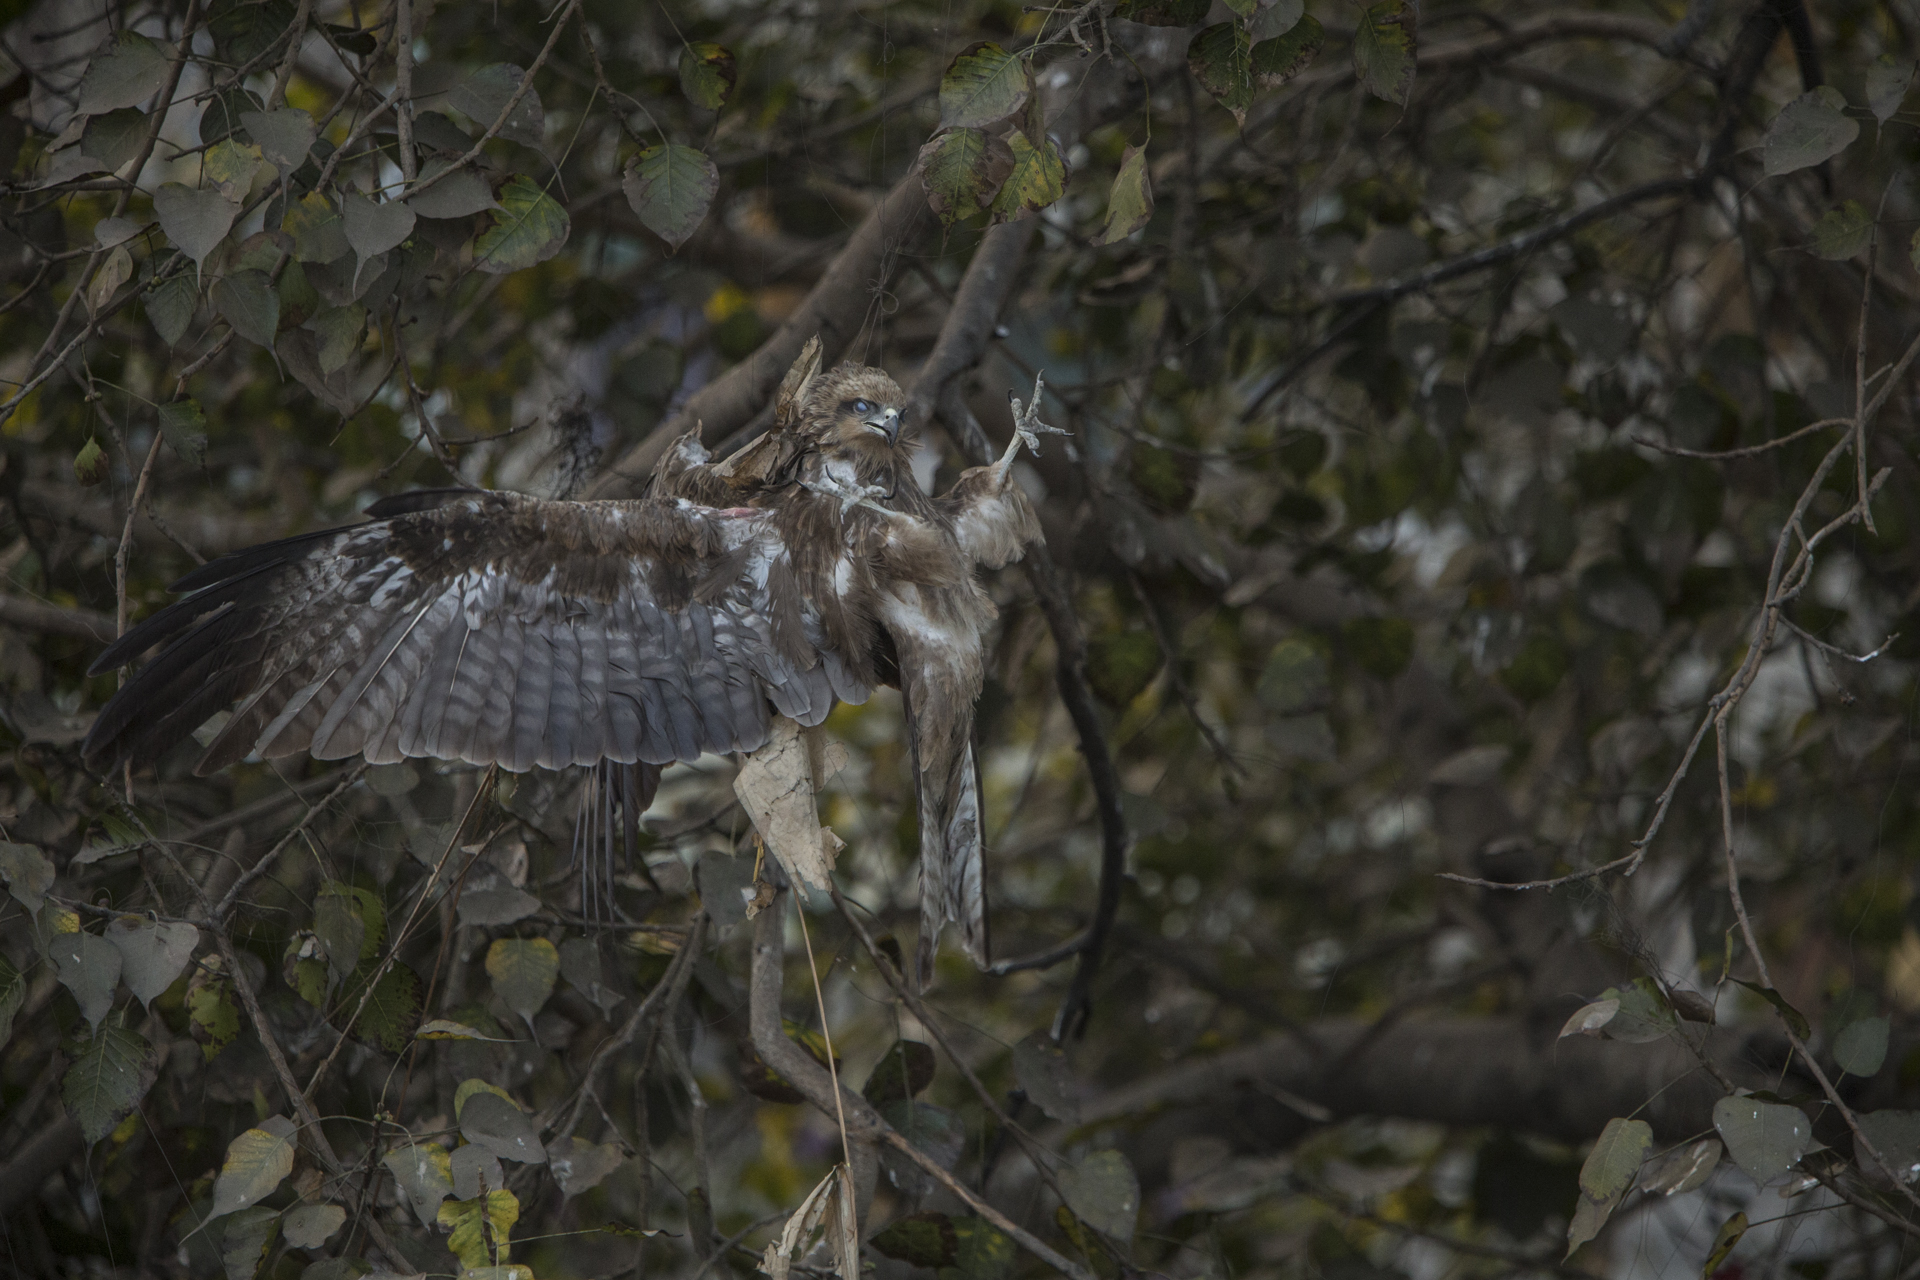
left=863, top=406, right=902, bottom=444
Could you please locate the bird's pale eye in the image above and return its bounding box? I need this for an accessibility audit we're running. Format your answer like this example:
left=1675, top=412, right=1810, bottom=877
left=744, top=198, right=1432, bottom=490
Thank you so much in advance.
left=852, top=399, right=873, bottom=414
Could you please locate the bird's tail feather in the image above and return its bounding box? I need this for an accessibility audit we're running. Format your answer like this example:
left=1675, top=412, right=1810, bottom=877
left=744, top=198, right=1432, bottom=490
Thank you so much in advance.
left=916, top=738, right=988, bottom=987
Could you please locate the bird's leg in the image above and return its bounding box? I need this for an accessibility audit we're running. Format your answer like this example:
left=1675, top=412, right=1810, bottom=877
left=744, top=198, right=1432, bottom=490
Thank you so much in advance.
left=991, top=372, right=1069, bottom=481
left=801, top=467, right=893, bottom=519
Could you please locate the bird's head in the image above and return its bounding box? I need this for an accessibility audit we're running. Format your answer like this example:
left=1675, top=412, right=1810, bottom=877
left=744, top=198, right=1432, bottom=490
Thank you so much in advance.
left=797, top=363, right=910, bottom=461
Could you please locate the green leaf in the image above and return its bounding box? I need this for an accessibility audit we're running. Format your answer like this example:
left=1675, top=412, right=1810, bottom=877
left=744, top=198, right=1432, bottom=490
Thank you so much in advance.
left=1579, top=1117, right=1652, bottom=1199
left=146, top=271, right=199, bottom=346
left=1855, top=1109, right=1920, bottom=1180
left=1712, top=1094, right=1810, bottom=1183
left=449, top=63, right=544, bottom=149
left=947, top=1216, right=1015, bottom=1280
left=77, top=30, right=170, bottom=114
left=1352, top=1, right=1416, bottom=106
left=340, top=192, right=416, bottom=262
left=1812, top=200, right=1873, bottom=260
left=1252, top=14, right=1323, bottom=87
left=622, top=145, right=716, bottom=251
left=1763, top=87, right=1858, bottom=177
left=1867, top=57, right=1915, bottom=125
left=1701, top=1212, right=1748, bottom=1278
left=940, top=43, right=1029, bottom=131
left=989, top=128, right=1067, bottom=223
left=61, top=1020, right=158, bottom=1143
left=203, top=138, right=262, bottom=201
left=863, top=1039, right=937, bottom=1106
left=87, top=244, right=132, bottom=313
left=1835, top=1015, right=1891, bottom=1077
left=281, top=1202, right=345, bottom=1249
left=385, top=1142, right=455, bottom=1226
left=406, top=160, right=498, bottom=219
left=1111, top=0, right=1209, bottom=25
left=154, top=183, right=240, bottom=269
left=486, top=937, right=559, bottom=1031
left=212, top=270, right=279, bottom=348
left=157, top=398, right=208, bottom=466
left=475, top=175, right=570, bottom=274
left=0, top=952, right=22, bottom=1049
left=871, top=1211, right=958, bottom=1268
left=81, top=109, right=149, bottom=173
left=917, top=128, right=1014, bottom=228
left=74, top=438, right=110, bottom=486
left=439, top=1189, right=521, bottom=1270
left=188, top=955, right=241, bottom=1060
left=1248, top=0, right=1303, bottom=40
left=881, top=1099, right=965, bottom=1169
left=1060, top=1150, right=1139, bottom=1243
left=208, top=0, right=298, bottom=67
left=545, top=1136, right=625, bottom=1198
left=51, top=929, right=121, bottom=1030
left=310, top=304, right=365, bottom=375
left=1340, top=615, right=1415, bottom=680
left=461, top=1089, right=545, bottom=1163
left=1559, top=997, right=1620, bottom=1039
left=1594, top=977, right=1678, bottom=1043
left=237, top=107, right=314, bottom=176
left=679, top=42, right=737, bottom=111
left=1094, top=143, right=1153, bottom=245
left=282, top=192, right=350, bottom=264
left=1011, top=1029, right=1080, bottom=1123
left=1565, top=1117, right=1650, bottom=1258
left=0, top=841, right=54, bottom=913
left=105, top=916, right=197, bottom=1008
left=1641, top=1137, right=1722, bottom=1196
left=1188, top=23, right=1253, bottom=123
left=219, top=1205, right=279, bottom=1280
left=208, top=1116, right=297, bottom=1220
left=1732, top=978, right=1811, bottom=1039
left=338, top=960, right=422, bottom=1053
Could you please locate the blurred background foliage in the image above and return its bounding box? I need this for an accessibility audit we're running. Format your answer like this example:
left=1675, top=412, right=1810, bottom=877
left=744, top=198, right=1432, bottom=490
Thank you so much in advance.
left=3, top=0, right=1920, bottom=1278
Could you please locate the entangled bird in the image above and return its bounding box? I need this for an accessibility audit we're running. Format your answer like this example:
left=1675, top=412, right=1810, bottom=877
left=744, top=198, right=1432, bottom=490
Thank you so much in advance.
left=81, top=339, right=1055, bottom=981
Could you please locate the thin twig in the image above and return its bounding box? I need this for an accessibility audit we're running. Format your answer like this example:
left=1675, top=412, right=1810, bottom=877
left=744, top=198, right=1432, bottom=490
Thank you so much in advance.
left=1630, top=416, right=1847, bottom=460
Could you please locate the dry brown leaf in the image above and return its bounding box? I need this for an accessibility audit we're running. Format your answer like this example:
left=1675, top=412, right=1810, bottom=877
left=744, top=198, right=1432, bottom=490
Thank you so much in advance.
left=735, top=717, right=847, bottom=893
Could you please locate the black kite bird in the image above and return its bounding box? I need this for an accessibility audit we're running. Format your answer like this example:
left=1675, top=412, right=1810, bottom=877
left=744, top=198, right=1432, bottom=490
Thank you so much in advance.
left=81, top=344, right=1050, bottom=980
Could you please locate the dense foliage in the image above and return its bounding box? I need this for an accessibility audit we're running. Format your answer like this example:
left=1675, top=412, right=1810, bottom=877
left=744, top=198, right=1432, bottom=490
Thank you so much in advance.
left=4, top=0, right=1920, bottom=1278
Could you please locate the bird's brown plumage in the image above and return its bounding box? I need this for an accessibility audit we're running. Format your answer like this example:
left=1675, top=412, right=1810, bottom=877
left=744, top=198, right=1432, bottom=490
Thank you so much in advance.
left=83, top=345, right=1042, bottom=982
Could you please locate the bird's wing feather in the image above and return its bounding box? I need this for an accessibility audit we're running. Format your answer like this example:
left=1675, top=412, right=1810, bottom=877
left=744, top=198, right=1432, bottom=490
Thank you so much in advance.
left=83, top=490, right=842, bottom=776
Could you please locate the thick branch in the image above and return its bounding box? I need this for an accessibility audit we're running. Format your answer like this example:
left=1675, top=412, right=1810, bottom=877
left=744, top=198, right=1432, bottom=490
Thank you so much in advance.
left=587, top=176, right=931, bottom=498
left=1080, top=1017, right=1787, bottom=1147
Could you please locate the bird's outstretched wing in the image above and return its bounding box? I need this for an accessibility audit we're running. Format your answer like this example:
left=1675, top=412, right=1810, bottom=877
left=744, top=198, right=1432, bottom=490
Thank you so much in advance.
left=82, top=489, right=869, bottom=776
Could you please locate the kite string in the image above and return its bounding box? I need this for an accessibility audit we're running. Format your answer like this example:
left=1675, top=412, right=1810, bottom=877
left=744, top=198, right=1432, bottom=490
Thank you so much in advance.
left=794, top=893, right=852, bottom=1170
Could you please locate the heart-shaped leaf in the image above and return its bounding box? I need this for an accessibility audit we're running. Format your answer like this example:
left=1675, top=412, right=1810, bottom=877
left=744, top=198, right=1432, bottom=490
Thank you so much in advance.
left=940, top=42, right=1029, bottom=131
left=341, top=193, right=417, bottom=261
left=61, top=1020, right=157, bottom=1143
left=407, top=161, right=498, bottom=219
left=239, top=107, right=315, bottom=176
left=212, top=269, right=280, bottom=347
left=77, top=30, right=170, bottom=115
left=1353, top=1, right=1416, bottom=106
left=1253, top=14, right=1323, bottom=87
left=918, top=127, right=1014, bottom=228
left=989, top=128, right=1067, bottom=222
left=679, top=42, right=737, bottom=111
left=623, top=146, right=717, bottom=251
left=154, top=183, right=240, bottom=268
left=105, top=917, right=198, bottom=1008
left=474, top=175, right=569, bottom=273
left=1189, top=23, right=1253, bottom=122
left=1763, top=87, right=1859, bottom=177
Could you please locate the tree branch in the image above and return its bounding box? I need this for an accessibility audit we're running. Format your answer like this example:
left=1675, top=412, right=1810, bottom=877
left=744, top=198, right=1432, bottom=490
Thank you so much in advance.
left=586, top=175, right=931, bottom=498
